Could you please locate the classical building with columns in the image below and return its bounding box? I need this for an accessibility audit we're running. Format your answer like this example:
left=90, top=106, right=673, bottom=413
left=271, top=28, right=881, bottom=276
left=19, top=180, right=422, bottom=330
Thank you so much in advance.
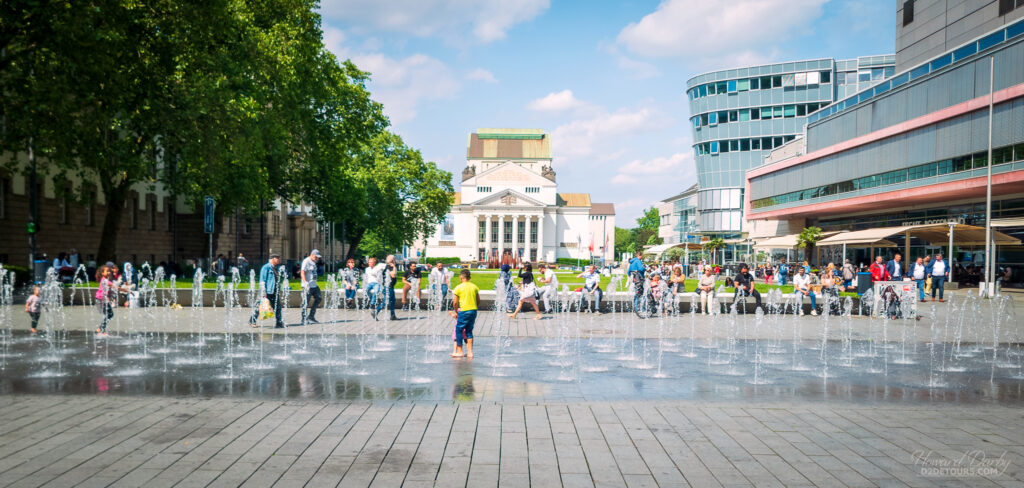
left=421, top=128, right=615, bottom=265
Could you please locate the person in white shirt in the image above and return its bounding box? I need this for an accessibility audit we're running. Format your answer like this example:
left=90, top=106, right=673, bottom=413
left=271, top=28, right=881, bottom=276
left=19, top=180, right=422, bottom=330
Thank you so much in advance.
left=697, top=267, right=716, bottom=315
left=577, top=265, right=603, bottom=314
left=363, top=257, right=385, bottom=315
left=793, top=267, right=817, bottom=316
left=429, top=262, right=445, bottom=309
left=537, top=263, right=559, bottom=313
left=911, top=257, right=928, bottom=302
left=928, top=253, right=949, bottom=302
left=300, top=250, right=322, bottom=324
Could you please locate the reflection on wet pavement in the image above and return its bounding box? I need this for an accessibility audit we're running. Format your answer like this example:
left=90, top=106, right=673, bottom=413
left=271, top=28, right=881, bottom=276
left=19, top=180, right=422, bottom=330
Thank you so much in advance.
left=1, top=331, right=1022, bottom=404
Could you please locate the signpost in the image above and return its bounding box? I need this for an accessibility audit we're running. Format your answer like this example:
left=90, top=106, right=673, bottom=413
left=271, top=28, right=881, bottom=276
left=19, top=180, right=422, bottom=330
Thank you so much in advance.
left=204, top=196, right=214, bottom=275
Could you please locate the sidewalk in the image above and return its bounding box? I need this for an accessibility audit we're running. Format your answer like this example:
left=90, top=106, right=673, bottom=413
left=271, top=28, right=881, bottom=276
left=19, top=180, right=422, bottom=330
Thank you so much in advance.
left=0, top=395, right=1020, bottom=487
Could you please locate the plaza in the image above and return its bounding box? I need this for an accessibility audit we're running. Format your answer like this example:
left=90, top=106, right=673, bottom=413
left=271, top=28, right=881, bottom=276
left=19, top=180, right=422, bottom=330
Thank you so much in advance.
left=3, top=0, right=1024, bottom=487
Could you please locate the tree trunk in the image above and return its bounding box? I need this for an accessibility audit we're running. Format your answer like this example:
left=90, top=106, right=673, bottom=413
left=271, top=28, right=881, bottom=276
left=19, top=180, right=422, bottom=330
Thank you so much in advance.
left=343, top=226, right=365, bottom=261
left=96, top=180, right=129, bottom=264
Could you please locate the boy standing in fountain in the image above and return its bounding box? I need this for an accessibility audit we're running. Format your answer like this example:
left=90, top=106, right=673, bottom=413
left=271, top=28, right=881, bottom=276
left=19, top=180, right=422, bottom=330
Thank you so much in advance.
left=300, top=249, right=322, bottom=324
left=250, top=254, right=284, bottom=329
left=450, top=269, right=479, bottom=358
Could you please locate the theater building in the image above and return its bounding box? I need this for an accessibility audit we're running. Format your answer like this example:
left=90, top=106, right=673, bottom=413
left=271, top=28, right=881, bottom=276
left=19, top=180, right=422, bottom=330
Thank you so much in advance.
left=421, top=129, right=615, bottom=265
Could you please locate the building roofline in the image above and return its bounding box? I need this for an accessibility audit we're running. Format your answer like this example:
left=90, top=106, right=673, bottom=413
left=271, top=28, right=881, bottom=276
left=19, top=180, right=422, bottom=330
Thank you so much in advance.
left=685, top=57, right=836, bottom=87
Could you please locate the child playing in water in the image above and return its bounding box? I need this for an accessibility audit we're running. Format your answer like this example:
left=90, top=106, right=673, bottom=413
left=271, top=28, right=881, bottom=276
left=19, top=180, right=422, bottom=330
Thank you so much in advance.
left=95, top=265, right=120, bottom=337
left=449, top=269, right=479, bottom=359
left=25, top=286, right=41, bottom=334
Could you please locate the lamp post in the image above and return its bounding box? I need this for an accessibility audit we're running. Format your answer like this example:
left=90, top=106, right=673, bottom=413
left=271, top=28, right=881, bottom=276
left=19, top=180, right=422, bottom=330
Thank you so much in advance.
left=947, top=221, right=956, bottom=283
left=984, top=56, right=995, bottom=297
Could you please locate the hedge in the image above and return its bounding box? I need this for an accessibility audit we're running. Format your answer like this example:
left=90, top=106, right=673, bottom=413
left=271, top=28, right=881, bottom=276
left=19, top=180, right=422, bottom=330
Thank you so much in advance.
left=419, top=256, right=462, bottom=266
left=555, top=258, right=591, bottom=267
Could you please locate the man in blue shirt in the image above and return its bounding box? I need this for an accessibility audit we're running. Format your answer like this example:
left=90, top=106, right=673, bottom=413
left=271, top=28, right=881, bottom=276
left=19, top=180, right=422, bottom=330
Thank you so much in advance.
left=249, top=254, right=284, bottom=328
left=627, top=251, right=645, bottom=310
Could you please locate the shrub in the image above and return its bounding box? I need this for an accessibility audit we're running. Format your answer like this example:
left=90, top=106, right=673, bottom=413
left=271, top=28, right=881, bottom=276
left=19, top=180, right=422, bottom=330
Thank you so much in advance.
left=0, top=265, right=30, bottom=287
left=555, top=258, right=591, bottom=267
left=420, top=256, right=462, bottom=266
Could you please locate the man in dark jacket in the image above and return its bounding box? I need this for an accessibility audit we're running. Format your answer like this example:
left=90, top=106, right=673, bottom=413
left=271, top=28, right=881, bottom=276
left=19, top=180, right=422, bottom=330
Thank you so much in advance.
left=732, top=263, right=762, bottom=311
left=885, top=252, right=905, bottom=281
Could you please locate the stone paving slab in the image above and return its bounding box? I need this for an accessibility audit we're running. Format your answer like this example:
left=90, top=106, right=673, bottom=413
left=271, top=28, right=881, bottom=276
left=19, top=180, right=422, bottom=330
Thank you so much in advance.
left=0, top=395, right=1022, bottom=487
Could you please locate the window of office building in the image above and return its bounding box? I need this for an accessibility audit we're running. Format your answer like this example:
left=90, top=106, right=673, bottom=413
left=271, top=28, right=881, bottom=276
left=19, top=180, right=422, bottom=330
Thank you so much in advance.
left=525, top=187, right=539, bottom=193
left=479, top=220, right=486, bottom=241
left=504, top=221, right=512, bottom=243
left=903, top=0, right=914, bottom=25
left=517, top=222, right=525, bottom=243
left=477, top=186, right=491, bottom=193
left=999, top=0, right=1024, bottom=15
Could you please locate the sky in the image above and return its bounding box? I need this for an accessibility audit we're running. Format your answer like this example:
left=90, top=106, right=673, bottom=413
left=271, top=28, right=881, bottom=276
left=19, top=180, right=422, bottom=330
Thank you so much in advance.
left=318, top=0, right=896, bottom=225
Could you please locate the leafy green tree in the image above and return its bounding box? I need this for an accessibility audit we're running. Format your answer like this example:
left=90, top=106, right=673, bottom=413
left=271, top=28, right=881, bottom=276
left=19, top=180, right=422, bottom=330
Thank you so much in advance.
left=636, top=206, right=659, bottom=231
left=614, top=227, right=635, bottom=254
left=339, top=131, right=452, bottom=259
left=797, top=226, right=824, bottom=266
left=703, top=238, right=725, bottom=264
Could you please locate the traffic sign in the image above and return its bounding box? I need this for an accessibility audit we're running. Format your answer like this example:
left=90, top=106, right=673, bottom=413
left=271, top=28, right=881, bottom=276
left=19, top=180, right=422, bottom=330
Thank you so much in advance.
left=203, top=196, right=215, bottom=234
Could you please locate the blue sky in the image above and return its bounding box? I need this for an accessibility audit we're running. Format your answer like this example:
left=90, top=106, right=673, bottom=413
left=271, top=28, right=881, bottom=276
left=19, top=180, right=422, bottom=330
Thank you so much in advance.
left=319, top=0, right=895, bottom=224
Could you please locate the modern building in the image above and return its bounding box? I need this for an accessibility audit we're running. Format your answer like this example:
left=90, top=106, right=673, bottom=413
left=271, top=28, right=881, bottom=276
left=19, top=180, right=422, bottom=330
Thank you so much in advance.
left=420, top=129, right=615, bottom=265
left=657, top=184, right=700, bottom=246
left=746, top=1, right=1024, bottom=280
left=684, top=55, right=895, bottom=261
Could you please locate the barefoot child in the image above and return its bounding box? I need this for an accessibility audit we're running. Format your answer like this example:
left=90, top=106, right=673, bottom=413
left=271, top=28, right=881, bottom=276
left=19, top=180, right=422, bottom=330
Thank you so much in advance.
left=25, top=286, right=41, bottom=334
left=449, top=269, right=479, bottom=358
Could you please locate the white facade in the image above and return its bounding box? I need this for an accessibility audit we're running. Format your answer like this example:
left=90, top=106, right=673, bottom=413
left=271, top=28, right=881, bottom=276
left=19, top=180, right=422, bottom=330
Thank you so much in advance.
left=420, top=129, right=615, bottom=264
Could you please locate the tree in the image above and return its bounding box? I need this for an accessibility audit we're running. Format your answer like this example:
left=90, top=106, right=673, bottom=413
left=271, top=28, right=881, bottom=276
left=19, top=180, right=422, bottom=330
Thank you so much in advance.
left=703, top=238, right=725, bottom=264
left=614, top=227, right=635, bottom=255
left=337, top=131, right=452, bottom=259
left=1, top=0, right=404, bottom=264
left=636, top=206, right=659, bottom=231
left=797, top=226, right=824, bottom=266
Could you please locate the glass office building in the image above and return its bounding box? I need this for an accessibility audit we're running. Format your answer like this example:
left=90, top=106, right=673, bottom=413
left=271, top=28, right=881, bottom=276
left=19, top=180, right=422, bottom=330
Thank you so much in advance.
left=685, top=56, right=895, bottom=240
left=747, top=4, right=1024, bottom=280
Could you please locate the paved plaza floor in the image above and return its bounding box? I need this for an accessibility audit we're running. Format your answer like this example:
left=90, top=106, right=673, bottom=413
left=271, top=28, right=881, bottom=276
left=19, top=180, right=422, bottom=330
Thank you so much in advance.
left=1, top=300, right=1022, bottom=487
left=0, top=395, right=1022, bottom=488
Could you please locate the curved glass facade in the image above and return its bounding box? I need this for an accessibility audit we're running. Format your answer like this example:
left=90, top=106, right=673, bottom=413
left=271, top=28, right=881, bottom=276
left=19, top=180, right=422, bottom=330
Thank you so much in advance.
left=685, top=56, right=894, bottom=234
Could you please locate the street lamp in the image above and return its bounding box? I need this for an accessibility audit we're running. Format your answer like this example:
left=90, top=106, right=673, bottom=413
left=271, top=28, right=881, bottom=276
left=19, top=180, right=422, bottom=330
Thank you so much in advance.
left=984, top=56, right=995, bottom=297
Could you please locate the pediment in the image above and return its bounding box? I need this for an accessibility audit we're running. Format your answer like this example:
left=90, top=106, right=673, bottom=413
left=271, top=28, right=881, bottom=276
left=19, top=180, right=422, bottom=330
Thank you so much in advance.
left=466, top=161, right=554, bottom=187
left=470, top=189, right=546, bottom=207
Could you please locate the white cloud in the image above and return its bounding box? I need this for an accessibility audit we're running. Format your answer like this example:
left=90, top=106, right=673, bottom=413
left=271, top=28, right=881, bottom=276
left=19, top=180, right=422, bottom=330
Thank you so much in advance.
left=617, top=0, right=826, bottom=59
left=612, top=152, right=693, bottom=184
left=351, top=53, right=461, bottom=123
left=322, top=26, right=348, bottom=58
left=552, top=107, right=670, bottom=160
left=526, top=89, right=595, bottom=114
left=466, top=68, right=498, bottom=83
left=320, top=0, right=549, bottom=44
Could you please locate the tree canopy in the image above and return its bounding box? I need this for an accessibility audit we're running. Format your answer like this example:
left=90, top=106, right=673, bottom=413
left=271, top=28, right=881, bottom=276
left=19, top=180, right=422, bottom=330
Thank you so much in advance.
left=0, top=0, right=451, bottom=261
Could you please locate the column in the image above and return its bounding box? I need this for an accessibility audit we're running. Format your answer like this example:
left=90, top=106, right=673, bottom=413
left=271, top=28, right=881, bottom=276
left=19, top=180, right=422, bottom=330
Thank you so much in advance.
left=525, top=216, right=532, bottom=262
left=497, top=215, right=505, bottom=261
left=537, top=212, right=545, bottom=263
left=512, top=216, right=519, bottom=262
left=484, top=215, right=492, bottom=261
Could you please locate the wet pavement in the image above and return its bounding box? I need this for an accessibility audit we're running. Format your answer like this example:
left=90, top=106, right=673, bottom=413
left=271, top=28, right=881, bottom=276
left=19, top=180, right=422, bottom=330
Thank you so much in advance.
left=2, top=331, right=1023, bottom=405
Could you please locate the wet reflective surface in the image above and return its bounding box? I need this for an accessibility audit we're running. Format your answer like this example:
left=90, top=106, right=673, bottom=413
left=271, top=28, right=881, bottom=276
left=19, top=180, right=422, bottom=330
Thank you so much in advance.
left=1, top=331, right=1023, bottom=404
